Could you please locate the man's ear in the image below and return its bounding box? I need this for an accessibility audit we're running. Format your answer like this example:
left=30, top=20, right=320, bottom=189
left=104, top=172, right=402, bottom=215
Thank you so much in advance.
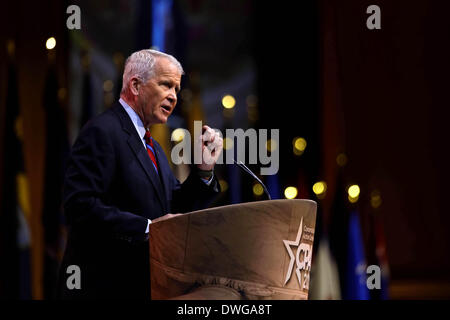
left=130, top=77, right=140, bottom=96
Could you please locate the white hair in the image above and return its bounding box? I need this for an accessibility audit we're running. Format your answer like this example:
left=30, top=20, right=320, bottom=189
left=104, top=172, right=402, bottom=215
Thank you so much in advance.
left=120, top=49, right=184, bottom=94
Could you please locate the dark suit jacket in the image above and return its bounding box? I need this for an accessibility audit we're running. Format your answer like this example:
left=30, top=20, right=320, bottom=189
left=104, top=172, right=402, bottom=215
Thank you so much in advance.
left=57, top=102, right=219, bottom=299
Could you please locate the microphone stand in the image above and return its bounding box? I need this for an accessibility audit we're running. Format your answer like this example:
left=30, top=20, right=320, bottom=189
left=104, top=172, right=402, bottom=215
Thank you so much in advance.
left=233, top=159, right=272, bottom=200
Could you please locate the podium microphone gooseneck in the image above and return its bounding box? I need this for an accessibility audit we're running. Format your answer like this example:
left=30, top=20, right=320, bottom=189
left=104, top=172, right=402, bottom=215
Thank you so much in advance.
left=233, top=159, right=272, bottom=200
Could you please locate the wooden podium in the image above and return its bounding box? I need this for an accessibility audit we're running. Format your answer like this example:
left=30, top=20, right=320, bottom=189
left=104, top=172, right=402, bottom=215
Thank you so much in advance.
left=149, top=199, right=317, bottom=300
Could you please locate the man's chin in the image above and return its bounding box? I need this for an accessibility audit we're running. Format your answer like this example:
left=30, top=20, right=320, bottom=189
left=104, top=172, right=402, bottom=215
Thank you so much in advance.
left=155, top=115, right=169, bottom=124
left=148, top=111, right=170, bottom=126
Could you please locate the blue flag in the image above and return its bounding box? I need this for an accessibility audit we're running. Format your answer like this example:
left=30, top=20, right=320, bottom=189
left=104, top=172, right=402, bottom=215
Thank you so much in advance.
left=345, top=210, right=370, bottom=300
left=152, top=0, right=173, bottom=51
left=266, top=173, right=281, bottom=200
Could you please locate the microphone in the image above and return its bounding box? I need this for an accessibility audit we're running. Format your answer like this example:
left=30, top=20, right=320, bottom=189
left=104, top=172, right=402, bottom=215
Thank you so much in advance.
left=233, top=159, right=272, bottom=200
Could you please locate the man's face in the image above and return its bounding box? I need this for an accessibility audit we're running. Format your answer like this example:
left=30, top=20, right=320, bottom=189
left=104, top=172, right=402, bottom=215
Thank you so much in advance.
left=137, top=57, right=181, bottom=127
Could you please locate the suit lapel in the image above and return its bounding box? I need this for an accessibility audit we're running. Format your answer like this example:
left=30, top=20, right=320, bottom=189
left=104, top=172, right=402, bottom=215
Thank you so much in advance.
left=127, top=136, right=166, bottom=210
left=112, top=103, right=166, bottom=211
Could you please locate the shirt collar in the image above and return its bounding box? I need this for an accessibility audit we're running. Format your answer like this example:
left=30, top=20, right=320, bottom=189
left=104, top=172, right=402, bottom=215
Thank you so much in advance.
left=119, top=98, right=147, bottom=146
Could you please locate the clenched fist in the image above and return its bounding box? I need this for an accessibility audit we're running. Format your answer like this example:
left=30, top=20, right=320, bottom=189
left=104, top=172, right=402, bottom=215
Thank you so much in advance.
left=196, top=125, right=223, bottom=171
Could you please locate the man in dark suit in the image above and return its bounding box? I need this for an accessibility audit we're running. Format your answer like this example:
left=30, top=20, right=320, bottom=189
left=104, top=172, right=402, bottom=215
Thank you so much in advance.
left=57, top=49, right=223, bottom=299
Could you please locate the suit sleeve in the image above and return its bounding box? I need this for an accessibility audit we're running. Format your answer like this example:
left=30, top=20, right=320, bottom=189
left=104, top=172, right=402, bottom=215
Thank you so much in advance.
left=63, top=123, right=148, bottom=243
left=170, top=167, right=221, bottom=214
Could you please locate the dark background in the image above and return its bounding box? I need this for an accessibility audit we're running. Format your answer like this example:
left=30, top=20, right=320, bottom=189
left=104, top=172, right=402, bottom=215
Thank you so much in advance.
left=1, top=0, right=449, bottom=299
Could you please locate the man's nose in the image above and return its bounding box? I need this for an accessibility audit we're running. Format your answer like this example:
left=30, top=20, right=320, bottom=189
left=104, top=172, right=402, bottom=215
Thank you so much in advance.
left=168, top=91, right=177, bottom=104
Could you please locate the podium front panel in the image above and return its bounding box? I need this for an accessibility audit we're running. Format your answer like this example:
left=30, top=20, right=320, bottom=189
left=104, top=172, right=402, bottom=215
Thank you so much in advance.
left=149, top=199, right=317, bottom=300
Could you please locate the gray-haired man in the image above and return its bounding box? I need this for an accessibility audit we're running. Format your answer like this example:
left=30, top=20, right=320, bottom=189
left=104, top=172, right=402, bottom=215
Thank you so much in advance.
left=58, top=49, right=222, bottom=299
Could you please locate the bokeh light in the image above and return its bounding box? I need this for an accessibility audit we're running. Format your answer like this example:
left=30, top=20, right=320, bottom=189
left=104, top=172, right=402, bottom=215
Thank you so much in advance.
left=223, top=137, right=234, bottom=150
left=348, top=184, right=360, bottom=203
left=253, top=183, right=264, bottom=196
left=222, top=95, right=236, bottom=109
left=336, top=153, right=348, bottom=167
left=348, top=184, right=360, bottom=198
left=312, top=181, right=327, bottom=196
left=293, top=137, right=307, bottom=155
left=46, top=37, right=56, bottom=50
left=284, top=186, right=298, bottom=199
left=219, top=179, right=229, bottom=192
left=371, top=190, right=382, bottom=208
left=266, top=139, right=277, bottom=152
left=171, top=128, right=186, bottom=142
left=103, top=80, right=114, bottom=92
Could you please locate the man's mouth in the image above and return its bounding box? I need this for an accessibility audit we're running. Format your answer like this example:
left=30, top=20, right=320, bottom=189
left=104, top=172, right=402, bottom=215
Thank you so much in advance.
left=161, top=105, right=171, bottom=114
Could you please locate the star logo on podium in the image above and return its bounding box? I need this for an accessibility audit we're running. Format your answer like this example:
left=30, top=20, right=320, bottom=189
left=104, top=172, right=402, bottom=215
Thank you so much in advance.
left=283, top=217, right=303, bottom=286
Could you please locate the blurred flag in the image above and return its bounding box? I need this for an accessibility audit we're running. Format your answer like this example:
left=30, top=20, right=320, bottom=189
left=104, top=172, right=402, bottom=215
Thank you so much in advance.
left=0, top=58, right=32, bottom=299
left=41, top=66, right=70, bottom=299
left=373, top=213, right=390, bottom=299
left=328, top=169, right=350, bottom=298
left=266, top=174, right=281, bottom=200
left=329, top=170, right=370, bottom=300
left=114, top=54, right=125, bottom=102
left=80, top=52, right=93, bottom=128
left=345, top=210, right=370, bottom=300
left=151, top=0, right=174, bottom=52
left=227, top=163, right=242, bottom=204
left=184, top=73, right=205, bottom=142
left=309, top=236, right=341, bottom=300
left=297, top=167, right=311, bottom=200
left=150, top=0, right=175, bottom=162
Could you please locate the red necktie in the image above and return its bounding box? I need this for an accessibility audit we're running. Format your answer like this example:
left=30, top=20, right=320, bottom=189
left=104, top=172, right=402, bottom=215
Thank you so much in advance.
left=144, top=130, right=159, bottom=173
